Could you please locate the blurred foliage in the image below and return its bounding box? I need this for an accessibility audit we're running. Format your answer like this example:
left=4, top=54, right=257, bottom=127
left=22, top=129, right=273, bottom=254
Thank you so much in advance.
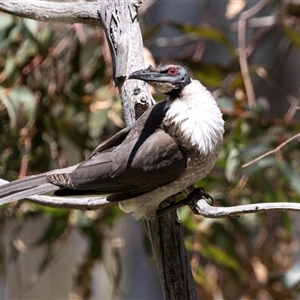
left=0, top=14, right=123, bottom=299
left=1, top=1, right=300, bottom=300
left=163, top=2, right=300, bottom=299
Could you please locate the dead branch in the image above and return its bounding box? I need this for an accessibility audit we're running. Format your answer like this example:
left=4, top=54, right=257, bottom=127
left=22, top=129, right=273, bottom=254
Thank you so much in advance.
left=242, top=132, right=300, bottom=168
left=0, top=1, right=99, bottom=25
left=238, top=0, right=269, bottom=108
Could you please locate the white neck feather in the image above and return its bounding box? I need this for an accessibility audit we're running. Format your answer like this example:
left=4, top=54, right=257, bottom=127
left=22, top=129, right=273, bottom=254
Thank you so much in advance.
left=164, top=79, right=224, bottom=155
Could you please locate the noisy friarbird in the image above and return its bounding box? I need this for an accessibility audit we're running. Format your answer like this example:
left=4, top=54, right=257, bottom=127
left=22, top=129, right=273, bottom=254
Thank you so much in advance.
left=0, top=64, right=224, bottom=219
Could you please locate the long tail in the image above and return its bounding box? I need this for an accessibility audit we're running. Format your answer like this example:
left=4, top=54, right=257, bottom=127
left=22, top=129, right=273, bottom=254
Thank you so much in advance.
left=0, top=165, right=78, bottom=206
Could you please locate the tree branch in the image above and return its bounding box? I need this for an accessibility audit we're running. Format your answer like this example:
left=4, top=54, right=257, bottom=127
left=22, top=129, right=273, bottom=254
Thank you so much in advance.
left=238, top=0, right=268, bottom=108
left=242, top=132, right=300, bottom=168
left=194, top=199, right=300, bottom=218
left=0, top=178, right=113, bottom=210
left=98, top=0, right=155, bottom=124
left=156, top=188, right=300, bottom=219
left=0, top=1, right=99, bottom=25
left=148, top=208, right=198, bottom=300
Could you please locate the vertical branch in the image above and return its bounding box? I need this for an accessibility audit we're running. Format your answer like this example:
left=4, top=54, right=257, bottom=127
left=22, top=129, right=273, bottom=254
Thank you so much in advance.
left=97, top=1, right=198, bottom=298
left=147, top=209, right=198, bottom=300
left=98, top=0, right=154, bottom=125
left=238, top=0, right=268, bottom=108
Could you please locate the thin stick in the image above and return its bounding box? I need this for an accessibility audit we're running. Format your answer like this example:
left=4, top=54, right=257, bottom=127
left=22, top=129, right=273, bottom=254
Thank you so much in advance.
left=238, top=0, right=268, bottom=108
left=242, top=132, right=300, bottom=168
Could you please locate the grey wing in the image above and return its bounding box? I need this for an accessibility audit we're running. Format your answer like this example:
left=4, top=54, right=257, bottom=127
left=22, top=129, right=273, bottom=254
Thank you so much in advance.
left=47, top=99, right=187, bottom=201
left=60, top=129, right=187, bottom=201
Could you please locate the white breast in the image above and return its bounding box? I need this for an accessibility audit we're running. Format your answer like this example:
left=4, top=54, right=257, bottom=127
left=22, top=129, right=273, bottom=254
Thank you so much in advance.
left=164, top=79, right=224, bottom=155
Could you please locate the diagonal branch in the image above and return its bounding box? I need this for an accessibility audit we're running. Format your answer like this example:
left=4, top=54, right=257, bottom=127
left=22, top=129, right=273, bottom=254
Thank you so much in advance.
left=242, top=132, right=300, bottom=168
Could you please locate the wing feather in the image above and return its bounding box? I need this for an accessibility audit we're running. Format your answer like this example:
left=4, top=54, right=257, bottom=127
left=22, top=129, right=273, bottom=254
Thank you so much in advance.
left=69, top=129, right=187, bottom=199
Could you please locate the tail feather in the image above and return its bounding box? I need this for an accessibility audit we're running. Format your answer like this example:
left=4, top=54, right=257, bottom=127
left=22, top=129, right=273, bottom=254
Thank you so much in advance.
left=0, top=165, right=78, bottom=206
left=0, top=182, right=60, bottom=205
left=0, top=174, right=49, bottom=196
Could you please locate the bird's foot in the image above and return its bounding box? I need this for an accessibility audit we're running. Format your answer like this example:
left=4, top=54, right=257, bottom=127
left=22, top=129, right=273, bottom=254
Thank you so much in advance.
left=184, top=187, right=214, bottom=215
left=156, top=187, right=214, bottom=218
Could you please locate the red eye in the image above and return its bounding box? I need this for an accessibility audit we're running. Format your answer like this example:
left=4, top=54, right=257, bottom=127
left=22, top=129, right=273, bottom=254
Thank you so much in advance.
left=168, top=68, right=178, bottom=75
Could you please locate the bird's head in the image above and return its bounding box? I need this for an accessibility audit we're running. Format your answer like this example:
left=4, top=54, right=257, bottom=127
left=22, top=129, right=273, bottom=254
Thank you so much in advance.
left=128, top=64, right=191, bottom=95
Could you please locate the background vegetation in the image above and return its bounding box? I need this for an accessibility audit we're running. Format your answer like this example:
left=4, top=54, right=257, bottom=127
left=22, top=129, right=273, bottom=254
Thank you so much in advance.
left=1, top=1, right=300, bottom=299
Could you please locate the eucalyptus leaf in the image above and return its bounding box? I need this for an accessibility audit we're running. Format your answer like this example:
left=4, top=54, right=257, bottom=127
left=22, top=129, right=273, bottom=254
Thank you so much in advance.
left=168, top=21, right=236, bottom=56
left=0, top=86, right=17, bottom=128
left=278, top=160, right=300, bottom=196
left=281, top=25, right=300, bottom=48
left=8, top=85, right=37, bottom=129
left=200, top=244, right=240, bottom=270
left=283, top=260, right=300, bottom=288
left=225, top=147, right=240, bottom=182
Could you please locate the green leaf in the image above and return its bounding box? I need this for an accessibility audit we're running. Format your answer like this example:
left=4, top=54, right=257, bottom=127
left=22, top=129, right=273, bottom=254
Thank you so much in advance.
left=225, top=147, right=240, bottom=182
left=281, top=211, right=293, bottom=238
left=0, top=14, right=14, bottom=31
left=193, top=63, right=223, bottom=87
left=15, top=39, right=38, bottom=65
left=8, top=85, right=37, bottom=129
left=79, top=226, right=102, bottom=260
left=2, top=57, right=17, bottom=82
left=286, top=4, right=300, bottom=17
left=200, top=244, right=240, bottom=270
left=283, top=260, right=300, bottom=288
left=278, top=160, right=300, bottom=196
left=34, top=214, right=70, bottom=245
left=0, top=86, right=17, bottom=128
left=281, top=25, right=300, bottom=48
left=168, top=22, right=236, bottom=57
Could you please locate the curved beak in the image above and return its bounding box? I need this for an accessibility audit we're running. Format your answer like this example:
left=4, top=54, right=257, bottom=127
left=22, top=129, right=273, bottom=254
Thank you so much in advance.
left=128, top=66, right=161, bottom=82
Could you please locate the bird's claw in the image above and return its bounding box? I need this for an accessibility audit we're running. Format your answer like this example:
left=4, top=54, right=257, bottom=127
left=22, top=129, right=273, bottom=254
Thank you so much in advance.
left=189, top=187, right=214, bottom=205
left=156, top=187, right=214, bottom=218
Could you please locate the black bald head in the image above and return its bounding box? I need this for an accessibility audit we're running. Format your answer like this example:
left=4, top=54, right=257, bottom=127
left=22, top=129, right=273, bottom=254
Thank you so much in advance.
left=128, top=64, right=191, bottom=95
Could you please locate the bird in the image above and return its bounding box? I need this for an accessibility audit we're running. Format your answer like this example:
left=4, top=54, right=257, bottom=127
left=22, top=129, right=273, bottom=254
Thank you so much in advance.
left=0, top=64, right=224, bottom=219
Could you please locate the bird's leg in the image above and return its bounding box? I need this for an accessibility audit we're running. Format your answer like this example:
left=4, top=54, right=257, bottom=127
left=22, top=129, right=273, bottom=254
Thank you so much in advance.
left=185, top=187, right=214, bottom=215
left=156, top=187, right=214, bottom=218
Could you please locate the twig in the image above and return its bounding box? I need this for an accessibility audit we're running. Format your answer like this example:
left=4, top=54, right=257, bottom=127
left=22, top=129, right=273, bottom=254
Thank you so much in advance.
left=285, top=95, right=300, bottom=122
left=242, top=132, right=300, bottom=168
left=238, top=0, right=269, bottom=108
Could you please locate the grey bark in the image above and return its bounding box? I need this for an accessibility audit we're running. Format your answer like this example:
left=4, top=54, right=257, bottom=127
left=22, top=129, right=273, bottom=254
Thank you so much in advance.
left=147, top=208, right=198, bottom=300
left=97, top=0, right=155, bottom=125
left=0, top=1, right=99, bottom=25
left=96, top=1, right=198, bottom=298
